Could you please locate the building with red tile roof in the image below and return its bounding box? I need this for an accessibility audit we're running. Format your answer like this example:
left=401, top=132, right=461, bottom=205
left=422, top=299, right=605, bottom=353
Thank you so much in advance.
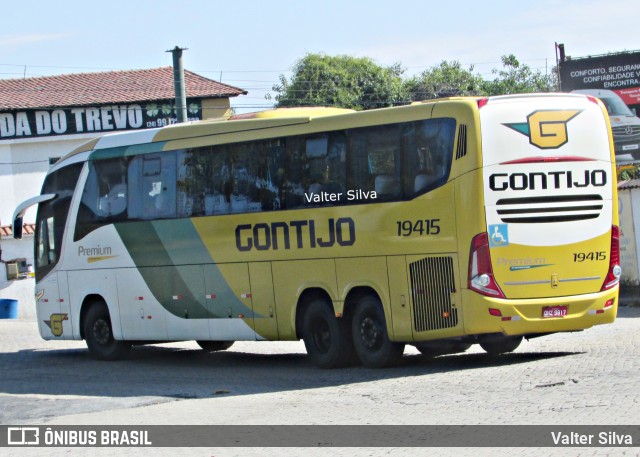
left=0, top=67, right=247, bottom=281
left=0, top=67, right=246, bottom=110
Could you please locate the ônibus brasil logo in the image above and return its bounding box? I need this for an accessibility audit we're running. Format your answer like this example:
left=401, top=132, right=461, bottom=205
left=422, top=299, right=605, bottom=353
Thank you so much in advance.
left=504, top=109, right=582, bottom=149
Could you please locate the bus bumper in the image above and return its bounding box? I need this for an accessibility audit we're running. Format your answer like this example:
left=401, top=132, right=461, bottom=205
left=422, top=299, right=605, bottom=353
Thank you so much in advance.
left=461, top=287, right=619, bottom=336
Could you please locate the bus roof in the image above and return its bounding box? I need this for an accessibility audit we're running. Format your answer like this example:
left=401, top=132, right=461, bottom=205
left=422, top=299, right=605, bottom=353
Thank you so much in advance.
left=228, top=107, right=354, bottom=120
left=57, top=95, right=575, bottom=166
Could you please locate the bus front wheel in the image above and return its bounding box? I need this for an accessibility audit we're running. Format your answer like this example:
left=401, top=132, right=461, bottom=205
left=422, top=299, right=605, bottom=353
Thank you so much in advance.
left=301, top=297, right=353, bottom=368
left=351, top=296, right=404, bottom=368
left=84, top=301, right=131, bottom=361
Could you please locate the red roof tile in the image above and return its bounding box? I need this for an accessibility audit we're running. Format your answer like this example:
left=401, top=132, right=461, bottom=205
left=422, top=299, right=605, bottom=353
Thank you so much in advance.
left=0, top=67, right=247, bottom=110
left=0, top=224, right=35, bottom=237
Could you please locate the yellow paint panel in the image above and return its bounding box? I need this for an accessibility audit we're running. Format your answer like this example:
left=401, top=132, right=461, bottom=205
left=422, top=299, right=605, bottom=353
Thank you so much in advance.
left=386, top=256, right=412, bottom=340
left=272, top=259, right=338, bottom=340
left=493, top=231, right=612, bottom=299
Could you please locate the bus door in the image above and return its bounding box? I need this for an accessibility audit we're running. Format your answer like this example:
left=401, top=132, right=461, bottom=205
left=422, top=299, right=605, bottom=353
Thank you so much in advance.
left=33, top=194, right=76, bottom=340
left=36, top=271, right=73, bottom=339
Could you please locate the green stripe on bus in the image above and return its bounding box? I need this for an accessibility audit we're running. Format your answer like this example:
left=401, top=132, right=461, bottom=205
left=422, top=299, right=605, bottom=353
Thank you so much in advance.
left=89, top=141, right=168, bottom=161
left=115, top=219, right=255, bottom=319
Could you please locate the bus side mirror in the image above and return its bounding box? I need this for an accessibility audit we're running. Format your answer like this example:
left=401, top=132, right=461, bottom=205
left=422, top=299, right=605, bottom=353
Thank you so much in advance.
left=13, top=217, right=23, bottom=240
left=12, top=193, right=57, bottom=241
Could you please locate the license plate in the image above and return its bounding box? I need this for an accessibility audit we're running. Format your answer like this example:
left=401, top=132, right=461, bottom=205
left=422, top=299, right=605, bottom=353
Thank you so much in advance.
left=622, top=144, right=639, bottom=151
left=542, top=306, right=567, bottom=318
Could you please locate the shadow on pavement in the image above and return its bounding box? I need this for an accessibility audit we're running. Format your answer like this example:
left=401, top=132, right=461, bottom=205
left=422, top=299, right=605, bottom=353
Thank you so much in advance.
left=0, top=344, right=580, bottom=400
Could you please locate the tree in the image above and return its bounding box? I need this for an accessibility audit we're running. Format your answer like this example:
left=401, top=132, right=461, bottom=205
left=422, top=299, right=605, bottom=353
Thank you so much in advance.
left=269, top=53, right=407, bottom=110
left=268, top=53, right=559, bottom=109
left=482, top=54, right=557, bottom=95
left=405, top=61, right=485, bottom=101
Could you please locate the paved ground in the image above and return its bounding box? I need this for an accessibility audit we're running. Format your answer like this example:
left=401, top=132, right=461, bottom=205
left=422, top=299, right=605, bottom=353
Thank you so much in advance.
left=0, top=306, right=638, bottom=457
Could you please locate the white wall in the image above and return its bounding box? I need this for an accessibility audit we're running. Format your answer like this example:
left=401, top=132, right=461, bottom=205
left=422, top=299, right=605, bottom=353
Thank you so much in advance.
left=0, top=133, right=96, bottom=226
left=619, top=189, right=639, bottom=284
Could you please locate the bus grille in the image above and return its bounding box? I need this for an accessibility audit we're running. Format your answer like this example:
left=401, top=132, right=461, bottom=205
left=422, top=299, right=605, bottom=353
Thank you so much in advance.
left=409, top=256, right=458, bottom=332
left=495, top=194, right=603, bottom=223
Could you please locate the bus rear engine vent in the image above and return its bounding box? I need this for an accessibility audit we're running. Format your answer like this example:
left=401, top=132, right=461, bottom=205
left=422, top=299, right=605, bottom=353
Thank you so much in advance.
left=410, top=256, right=458, bottom=332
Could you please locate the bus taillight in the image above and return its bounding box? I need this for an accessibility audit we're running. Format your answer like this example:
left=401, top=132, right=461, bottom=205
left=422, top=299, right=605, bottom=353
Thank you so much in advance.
left=601, top=225, right=622, bottom=291
left=468, top=232, right=505, bottom=298
left=477, top=98, right=489, bottom=109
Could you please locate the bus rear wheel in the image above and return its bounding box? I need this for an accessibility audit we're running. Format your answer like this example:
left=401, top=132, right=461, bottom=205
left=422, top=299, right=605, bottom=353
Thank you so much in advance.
left=414, top=341, right=472, bottom=358
left=301, top=297, right=353, bottom=368
left=83, top=301, right=130, bottom=360
left=351, top=295, right=404, bottom=368
left=478, top=335, right=523, bottom=356
left=197, top=341, right=234, bottom=352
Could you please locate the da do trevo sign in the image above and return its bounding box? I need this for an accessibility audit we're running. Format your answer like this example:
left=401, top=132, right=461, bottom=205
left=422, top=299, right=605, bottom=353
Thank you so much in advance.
left=0, top=99, right=202, bottom=140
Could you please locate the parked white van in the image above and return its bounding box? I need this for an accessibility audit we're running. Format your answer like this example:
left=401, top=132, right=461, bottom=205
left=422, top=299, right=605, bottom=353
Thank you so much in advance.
left=572, top=89, right=640, bottom=160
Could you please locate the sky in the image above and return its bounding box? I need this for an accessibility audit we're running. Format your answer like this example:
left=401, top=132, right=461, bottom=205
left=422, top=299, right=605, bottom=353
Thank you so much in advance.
left=1, top=0, right=639, bottom=112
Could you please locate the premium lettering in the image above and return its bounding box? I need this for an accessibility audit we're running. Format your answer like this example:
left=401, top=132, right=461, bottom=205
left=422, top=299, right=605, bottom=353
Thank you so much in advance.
left=78, top=245, right=112, bottom=257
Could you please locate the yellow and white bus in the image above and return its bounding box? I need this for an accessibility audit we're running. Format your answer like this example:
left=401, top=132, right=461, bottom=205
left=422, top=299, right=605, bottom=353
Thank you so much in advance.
left=14, top=94, right=620, bottom=368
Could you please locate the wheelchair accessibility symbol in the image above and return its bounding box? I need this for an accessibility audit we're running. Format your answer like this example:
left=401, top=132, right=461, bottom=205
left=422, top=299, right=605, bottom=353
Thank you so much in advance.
left=489, top=224, right=509, bottom=247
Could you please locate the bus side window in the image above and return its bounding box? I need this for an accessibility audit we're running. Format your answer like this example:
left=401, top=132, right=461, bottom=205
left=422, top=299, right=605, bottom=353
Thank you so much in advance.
left=75, top=158, right=128, bottom=240
left=227, top=143, right=263, bottom=214
left=350, top=125, right=401, bottom=200
left=305, top=136, right=328, bottom=200
left=303, top=134, right=346, bottom=203
left=129, top=153, right=177, bottom=220
left=254, top=140, right=284, bottom=211
left=284, top=136, right=306, bottom=209
left=407, top=118, right=456, bottom=197
left=327, top=133, right=347, bottom=194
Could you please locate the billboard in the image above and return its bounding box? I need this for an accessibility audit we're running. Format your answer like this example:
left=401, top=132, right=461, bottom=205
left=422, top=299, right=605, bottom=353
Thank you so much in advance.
left=559, top=50, right=640, bottom=161
left=559, top=50, right=640, bottom=111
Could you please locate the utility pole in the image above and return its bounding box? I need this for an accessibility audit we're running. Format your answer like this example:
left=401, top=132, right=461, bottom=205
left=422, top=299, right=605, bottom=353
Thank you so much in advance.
left=167, top=46, right=188, bottom=123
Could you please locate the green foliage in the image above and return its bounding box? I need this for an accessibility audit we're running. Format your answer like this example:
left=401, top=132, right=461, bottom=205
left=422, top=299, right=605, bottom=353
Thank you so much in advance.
left=270, top=53, right=407, bottom=110
left=618, top=164, right=640, bottom=181
left=405, top=61, right=485, bottom=101
left=269, top=53, right=559, bottom=109
left=482, top=55, right=557, bottom=95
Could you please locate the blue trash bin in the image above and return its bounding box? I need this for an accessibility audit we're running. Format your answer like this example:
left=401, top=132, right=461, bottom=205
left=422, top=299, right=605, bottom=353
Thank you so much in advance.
left=0, top=299, right=18, bottom=319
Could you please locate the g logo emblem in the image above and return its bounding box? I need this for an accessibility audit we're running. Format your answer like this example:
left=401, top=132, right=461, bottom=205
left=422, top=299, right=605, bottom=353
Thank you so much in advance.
left=505, top=109, right=582, bottom=149
left=44, top=313, right=68, bottom=337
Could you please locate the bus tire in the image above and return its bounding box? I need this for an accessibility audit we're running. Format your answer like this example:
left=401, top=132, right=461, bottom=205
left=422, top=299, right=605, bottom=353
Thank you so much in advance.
left=414, top=341, right=472, bottom=358
left=197, top=341, right=234, bottom=352
left=351, top=295, right=404, bottom=368
left=83, top=301, right=131, bottom=361
left=301, top=297, right=353, bottom=369
left=479, top=335, right=523, bottom=356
